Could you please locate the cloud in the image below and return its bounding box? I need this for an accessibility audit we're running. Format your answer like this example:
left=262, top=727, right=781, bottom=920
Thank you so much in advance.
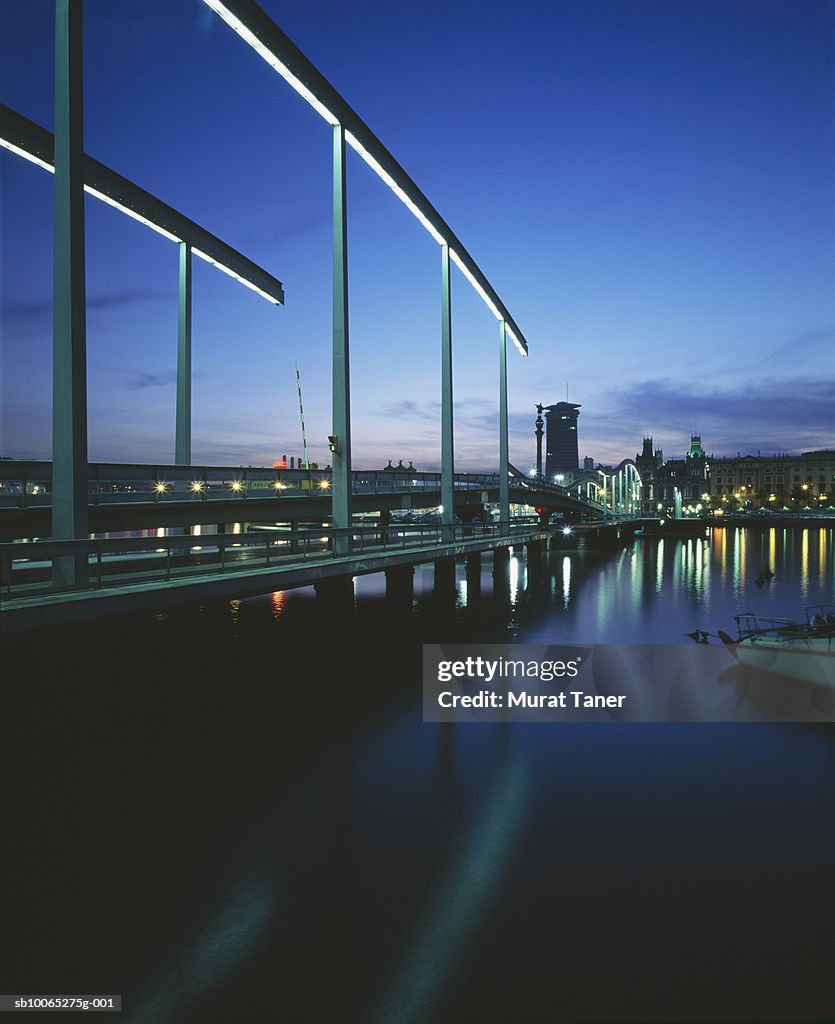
left=380, top=399, right=441, bottom=422
left=3, top=287, right=170, bottom=320
left=124, top=371, right=178, bottom=391
left=759, top=325, right=834, bottom=368
left=584, top=376, right=834, bottom=459
left=242, top=211, right=330, bottom=245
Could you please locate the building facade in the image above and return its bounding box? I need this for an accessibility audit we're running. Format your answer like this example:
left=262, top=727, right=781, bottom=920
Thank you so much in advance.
left=709, top=450, right=834, bottom=508
left=634, top=439, right=834, bottom=511
left=635, top=435, right=710, bottom=510
left=544, top=402, right=581, bottom=477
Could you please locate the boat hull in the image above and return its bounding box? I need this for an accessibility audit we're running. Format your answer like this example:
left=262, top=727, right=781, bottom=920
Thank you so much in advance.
left=732, top=641, right=835, bottom=687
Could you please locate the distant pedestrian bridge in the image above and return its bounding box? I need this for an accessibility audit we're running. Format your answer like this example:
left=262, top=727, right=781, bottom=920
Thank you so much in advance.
left=0, top=459, right=645, bottom=541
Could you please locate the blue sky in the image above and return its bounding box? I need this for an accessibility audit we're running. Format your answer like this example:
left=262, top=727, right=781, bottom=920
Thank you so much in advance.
left=1, top=0, right=832, bottom=471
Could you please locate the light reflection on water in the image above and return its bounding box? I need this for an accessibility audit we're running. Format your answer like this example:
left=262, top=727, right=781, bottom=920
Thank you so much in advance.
left=801, top=528, right=810, bottom=601
left=511, top=526, right=833, bottom=646
left=508, top=549, right=523, bottom=603
left=259, top=526, right=832, bottom=646
left=655, top=537, right=664, bottom=593
left=4, top=524, right=832, bottom=1024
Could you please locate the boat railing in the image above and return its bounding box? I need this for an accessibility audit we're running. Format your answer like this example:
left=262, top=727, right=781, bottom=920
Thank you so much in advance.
left=804, top=605, right=835, bottom=628
left=735, top=614, right=801, bottom=639
left=735, top=611, right=835, bottom=644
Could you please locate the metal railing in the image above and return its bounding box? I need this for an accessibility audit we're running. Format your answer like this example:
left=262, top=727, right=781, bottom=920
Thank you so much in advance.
left=0, top=461, right=513, bottom=509
left=0, top=517, right=543, bottom=599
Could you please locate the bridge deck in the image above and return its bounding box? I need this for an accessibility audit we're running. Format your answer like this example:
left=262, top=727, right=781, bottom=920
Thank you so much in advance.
left=0, top=523, right=549, bottom=631
left=0, top=461, right=605, bottom=540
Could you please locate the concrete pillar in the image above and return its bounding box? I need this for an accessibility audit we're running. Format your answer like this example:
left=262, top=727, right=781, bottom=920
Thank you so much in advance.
left=434, top=556, right=456, bottom=602
left=385, top=565, right=414, bottom=611
left=492, top=546, right=510, bottom=600
left=315, top=575, right=354, bottom=614
left=526, top=540, right=544, bottom=582
left=465, top=551, right=482, bottom=601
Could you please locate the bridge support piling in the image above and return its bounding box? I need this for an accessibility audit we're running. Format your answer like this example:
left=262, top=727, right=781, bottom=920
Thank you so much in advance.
left=526, top=539, right=543, bottom=561
left=465, top=552, right=482, bottom=602
left=52, top=0, right=88, bottom=586
left=492, top=546, right=510, bottom=600
left=385, top=565, right=414, bottom=612
left=433, top=556, right=457, bottom=604
left=315, top=575, right=354, bottom=614
left=526, top=540, right=544, bottom=583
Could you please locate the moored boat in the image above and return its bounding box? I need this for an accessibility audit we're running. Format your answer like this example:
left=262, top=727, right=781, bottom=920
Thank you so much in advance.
left=717, top=607, right=835, bottom=687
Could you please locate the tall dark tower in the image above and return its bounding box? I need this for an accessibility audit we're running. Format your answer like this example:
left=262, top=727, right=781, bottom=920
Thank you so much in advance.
left=545, top=402, right=581, bottom=477
left=535, top=404, right=544, bottom=477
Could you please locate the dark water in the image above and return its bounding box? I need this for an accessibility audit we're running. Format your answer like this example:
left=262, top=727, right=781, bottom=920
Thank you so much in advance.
left=1, top=526, right=833, bottom=1023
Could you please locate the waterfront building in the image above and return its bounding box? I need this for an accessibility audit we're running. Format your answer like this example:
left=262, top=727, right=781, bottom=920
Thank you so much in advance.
left=709, top=450, right=835, bottom=508
left=635, top=435, right=709, bottom=510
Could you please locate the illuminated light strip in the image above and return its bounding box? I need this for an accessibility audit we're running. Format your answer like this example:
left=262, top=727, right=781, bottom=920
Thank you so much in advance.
left=3, top=132, right=285, bottom=302
left=449, top=249, right=502, bottom=321
left=192, top=247, right=281, bottom=305
left=504, top=326, right=527, bottom=357
left=2, top=137, right=181, bottom=242
left=202, top=0, right=338, bottom=125
left=0, top=137, right=53, bottom=172
left=84, top=186, right=181, bottom=243
left=348, top=137, right=525, bottom=353
left=448, top=249, right=527, bottom=356
left=199, top=0, right=527, bottom=348
left=345, top=130, right=446, bottom=246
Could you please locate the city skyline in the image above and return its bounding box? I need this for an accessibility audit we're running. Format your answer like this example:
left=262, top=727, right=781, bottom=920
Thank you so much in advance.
left=2, top=0, right=832, bottom=471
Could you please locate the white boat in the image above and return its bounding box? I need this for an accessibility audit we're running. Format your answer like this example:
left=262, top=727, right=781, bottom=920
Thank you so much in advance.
left=717, top=607, right=835, bottom=687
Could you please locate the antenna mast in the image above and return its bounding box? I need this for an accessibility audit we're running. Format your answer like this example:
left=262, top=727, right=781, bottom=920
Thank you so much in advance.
left=295, top=362, right=310, bottom=471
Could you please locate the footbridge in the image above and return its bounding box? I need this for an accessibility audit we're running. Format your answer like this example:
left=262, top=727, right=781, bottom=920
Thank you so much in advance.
left=1, top=1, right=641, bottom=626
left=0, top=459, right=612, bottom=541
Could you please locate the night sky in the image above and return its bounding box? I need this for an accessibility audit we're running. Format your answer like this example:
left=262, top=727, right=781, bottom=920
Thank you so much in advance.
left=1, top=0, right=832, bottom=472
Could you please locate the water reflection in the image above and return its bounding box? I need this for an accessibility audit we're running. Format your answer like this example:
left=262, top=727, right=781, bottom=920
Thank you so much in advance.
left=270, top=590, right=286, bottom=620
left=520, top=526, right=833, bottom=645
left=370, top=743, right=529, bottom=1024
left=801, top=529, right=810, bottom=601
left=3, top=524, right=832, bottom=1024
left=655, top=538, right=664, bottom=594
left=509, top=551, right=523, bottom=604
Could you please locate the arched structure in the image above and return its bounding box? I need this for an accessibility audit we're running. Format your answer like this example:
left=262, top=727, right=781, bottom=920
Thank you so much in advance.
left=563, top=459, right=643, bottom=518
left=604, top=460, right=643, bottom=517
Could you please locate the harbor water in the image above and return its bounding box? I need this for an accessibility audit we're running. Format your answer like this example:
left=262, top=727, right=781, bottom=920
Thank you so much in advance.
left=1, top=525, right=833, bottom=1023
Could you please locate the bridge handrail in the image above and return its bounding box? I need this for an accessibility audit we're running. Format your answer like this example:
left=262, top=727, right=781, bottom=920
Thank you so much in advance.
left=0, top=461, right=513, bottom=506
left=0, top=517, right=544, bottom=597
